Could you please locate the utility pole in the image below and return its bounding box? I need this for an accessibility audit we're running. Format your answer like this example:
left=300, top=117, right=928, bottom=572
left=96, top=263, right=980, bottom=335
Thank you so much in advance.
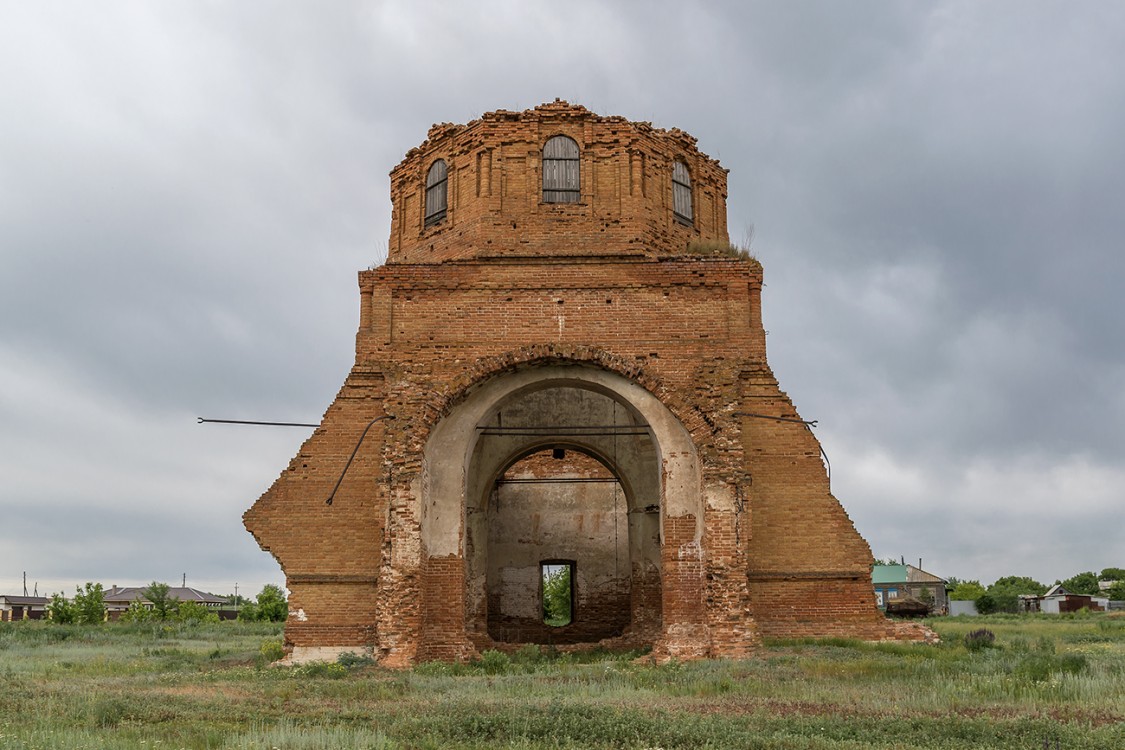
left=182, top=573, right=186, bottom=588
left=23, top=571, right=27, bottom=596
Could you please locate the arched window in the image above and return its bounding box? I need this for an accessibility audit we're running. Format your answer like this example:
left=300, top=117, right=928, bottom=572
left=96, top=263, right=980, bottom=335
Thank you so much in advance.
left=542, top=135, right=580, bottom=203
left=672, top=160, right=693, bottom=224
left=424, top=159, right=448, bottom=227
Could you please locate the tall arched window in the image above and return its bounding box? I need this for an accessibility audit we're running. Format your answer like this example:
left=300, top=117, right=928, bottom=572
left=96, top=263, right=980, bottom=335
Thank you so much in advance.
left=672, top=161, right=693, bottom=224
left=542, top=135, right=580, bottom=203
left=424, top=159, right=448, bottom=227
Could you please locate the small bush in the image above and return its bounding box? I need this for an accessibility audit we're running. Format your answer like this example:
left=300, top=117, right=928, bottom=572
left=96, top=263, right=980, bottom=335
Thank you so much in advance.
left=413, top=660, right=456, bottom=676
left=1013, top=646, right=1087, bottom=682
left=513, top=644, right=543, bottom=665
left=1058, top=652, right=1088, bottom=674
left=1017, top=655, right=1053, bottom=682
left=47, top=593, right=76, bottom=624
left=293, top=661, right=347, bottom=679
left=337, top=651, right=374, bottom=669
left=119, top=600, right=152, bottom=623
left=89, top=697, right=128, bottom=728
left=175, top=601, right=220, bottom=624
left=478, top=649, right=511, bottom=675
left=973, top=592, right=998, bottom=615
left=259, top=639, right=285, bottom=663
left=964, top=628, right=996, bottom=651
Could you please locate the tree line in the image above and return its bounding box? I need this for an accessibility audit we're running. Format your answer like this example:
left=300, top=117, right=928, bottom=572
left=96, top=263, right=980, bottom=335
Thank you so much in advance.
left=945, top=568, right=1125, bottom=614
left=45, top=582, right=288, bottom=624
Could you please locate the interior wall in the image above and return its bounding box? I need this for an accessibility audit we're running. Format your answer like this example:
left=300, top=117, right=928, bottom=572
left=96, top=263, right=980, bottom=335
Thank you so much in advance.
left=486, top=450, right=630, bottom=643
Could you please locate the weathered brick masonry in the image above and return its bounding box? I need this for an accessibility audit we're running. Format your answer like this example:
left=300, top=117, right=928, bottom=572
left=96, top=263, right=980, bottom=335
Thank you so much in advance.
left=244, top=101, right=921, bottom=666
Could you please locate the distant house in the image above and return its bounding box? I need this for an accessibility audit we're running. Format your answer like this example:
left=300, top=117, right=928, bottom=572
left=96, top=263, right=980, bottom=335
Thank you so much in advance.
left=103, top=586, right=227, bottom=618
left=872, top=564, right=948, bottom=615
left=0, top=594, right=48, bottom=621
left=1020, top=584, right=1108, bottom=614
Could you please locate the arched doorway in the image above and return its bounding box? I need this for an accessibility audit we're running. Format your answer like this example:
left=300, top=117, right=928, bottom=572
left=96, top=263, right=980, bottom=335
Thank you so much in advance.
left=418, top=362, right=705, bottom=657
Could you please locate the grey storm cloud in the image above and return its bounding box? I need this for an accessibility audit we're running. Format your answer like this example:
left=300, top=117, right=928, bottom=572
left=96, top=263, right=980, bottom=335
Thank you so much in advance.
left=1, top=1, right=1122, bottom=595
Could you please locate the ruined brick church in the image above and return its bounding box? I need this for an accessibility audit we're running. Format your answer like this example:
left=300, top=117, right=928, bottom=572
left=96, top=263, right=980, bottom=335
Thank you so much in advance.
left=244, top=101, right=915, bottom=666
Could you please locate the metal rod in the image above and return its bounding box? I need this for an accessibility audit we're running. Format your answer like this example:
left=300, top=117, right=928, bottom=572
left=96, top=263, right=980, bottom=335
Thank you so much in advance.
left=496, top=477, right=620, bottom=484
left=478, top=430, right=649, bottom=437
left=736, top=412, right=818, bottom=427
left=326, top=415, right=395, bottom=506
left=198, top=417, right=319, bottom=428
left=736, top=412, right=829, bottom=483
left=475, top=423, right=649, bottom=431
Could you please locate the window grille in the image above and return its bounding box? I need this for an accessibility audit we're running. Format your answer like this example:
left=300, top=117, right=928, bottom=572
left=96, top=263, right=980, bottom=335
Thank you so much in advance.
left=424, top=159, right=448, bottom=227
left=673, top=160, right=693, bottom=224
left=542, top=135, right=580, bottom=203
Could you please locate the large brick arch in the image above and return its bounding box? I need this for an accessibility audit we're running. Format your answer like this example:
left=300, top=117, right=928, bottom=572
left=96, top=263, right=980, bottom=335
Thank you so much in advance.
left=404, top=344, right=717, bottom=457
left=415, top=357, right=711, bottom=660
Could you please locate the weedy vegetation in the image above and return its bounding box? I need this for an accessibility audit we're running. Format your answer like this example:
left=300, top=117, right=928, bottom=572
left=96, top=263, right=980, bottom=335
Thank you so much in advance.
left=0, top=614, right=1122, bottom=748
left=684, top=239, right=757, bottom=262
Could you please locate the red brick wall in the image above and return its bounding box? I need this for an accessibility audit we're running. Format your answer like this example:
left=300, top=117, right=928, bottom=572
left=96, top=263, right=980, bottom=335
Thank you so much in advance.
left=285, top=580, right=378, bottom=648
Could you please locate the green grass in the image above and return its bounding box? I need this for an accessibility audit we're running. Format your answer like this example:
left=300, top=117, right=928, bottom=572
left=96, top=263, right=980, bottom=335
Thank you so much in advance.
left=0, top=615, right=1122, bottom=748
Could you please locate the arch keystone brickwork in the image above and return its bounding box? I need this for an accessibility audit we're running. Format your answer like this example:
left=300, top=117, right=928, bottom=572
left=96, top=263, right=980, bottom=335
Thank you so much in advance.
left=243, top=101, right=926, bottom=667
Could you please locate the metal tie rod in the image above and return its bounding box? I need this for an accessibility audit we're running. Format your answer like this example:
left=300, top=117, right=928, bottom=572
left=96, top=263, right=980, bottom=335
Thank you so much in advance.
left=326, top=415, right=395, bottom=506
left=198, top=416, right=395, bottom=506
left=198, top=417, right=319, bottom=428
left=478, top=430, right=649, bottom=437
left=476, top=424, right=650, bottom=437
left=735, top=412, right=818, bottom=427
left=496, top=477, right=621, bottom=484
left=475, top=424, right=649, bottom=431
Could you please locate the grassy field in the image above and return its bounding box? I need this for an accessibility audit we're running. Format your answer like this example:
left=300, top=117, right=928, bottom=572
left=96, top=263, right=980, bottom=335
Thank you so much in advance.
left=0, top=614, right=1122, bottom=749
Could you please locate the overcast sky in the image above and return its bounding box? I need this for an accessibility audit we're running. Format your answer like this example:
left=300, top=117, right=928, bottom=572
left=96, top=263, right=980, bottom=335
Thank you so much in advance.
left=2, top=2, right=1122, bottom=599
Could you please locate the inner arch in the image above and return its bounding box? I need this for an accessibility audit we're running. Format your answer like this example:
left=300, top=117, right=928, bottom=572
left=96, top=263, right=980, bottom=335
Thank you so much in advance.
left=484, top=447, right=632, bottom=643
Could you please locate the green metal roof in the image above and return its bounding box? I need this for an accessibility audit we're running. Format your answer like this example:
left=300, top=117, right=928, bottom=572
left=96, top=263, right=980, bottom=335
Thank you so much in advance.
left=872, top=564, right=908, bottom=584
